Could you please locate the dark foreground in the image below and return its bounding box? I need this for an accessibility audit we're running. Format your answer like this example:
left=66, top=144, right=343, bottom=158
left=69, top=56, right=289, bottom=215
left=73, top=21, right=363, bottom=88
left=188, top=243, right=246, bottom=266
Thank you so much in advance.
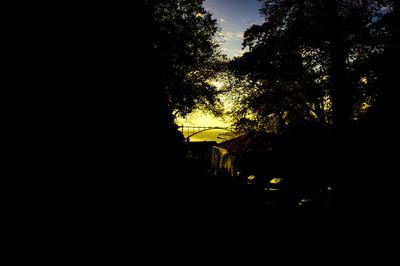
left=152, top=160, right=397, bottom=263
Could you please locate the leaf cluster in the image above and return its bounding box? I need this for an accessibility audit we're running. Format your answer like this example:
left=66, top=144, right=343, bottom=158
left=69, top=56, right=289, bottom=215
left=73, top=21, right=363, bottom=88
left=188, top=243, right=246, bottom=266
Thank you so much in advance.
left=227, top=0, right=396, bottom=133
left=145, top=0, right=225, bottom=118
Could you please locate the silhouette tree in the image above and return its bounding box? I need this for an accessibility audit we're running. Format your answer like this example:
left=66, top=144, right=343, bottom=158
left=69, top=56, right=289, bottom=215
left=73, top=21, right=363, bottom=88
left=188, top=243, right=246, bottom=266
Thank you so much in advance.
left=149, top=0, right=224, bottom=119
left=364, top=0, right=400, bottom=127
left=351, top=0, right=400, bottom=209
left=112, top=1, right=239, bottom=222
left=223, top=0, right=400, bottom=212
left=227, top=0, right=387, bottom=134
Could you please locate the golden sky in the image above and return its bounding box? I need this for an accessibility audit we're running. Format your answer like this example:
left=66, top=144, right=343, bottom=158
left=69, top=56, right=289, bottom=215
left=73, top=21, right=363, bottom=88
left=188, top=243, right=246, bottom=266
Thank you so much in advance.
left=175, top=111, right=231, bottom=128
left=175, top=80, right=232, bottom=128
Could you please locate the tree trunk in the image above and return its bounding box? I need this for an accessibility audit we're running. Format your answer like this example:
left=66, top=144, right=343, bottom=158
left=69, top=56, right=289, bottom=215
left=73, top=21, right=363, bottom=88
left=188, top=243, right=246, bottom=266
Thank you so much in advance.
left=325, top=0, right=357, bottom=209
left=326, top=0, right=354, bottom=133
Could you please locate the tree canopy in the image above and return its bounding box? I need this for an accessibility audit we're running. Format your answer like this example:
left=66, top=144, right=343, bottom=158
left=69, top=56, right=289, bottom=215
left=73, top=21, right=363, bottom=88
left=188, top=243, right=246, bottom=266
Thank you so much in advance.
left=145, top=0, right=225, bottom=119
left=226, top=0, right=398, bottom=134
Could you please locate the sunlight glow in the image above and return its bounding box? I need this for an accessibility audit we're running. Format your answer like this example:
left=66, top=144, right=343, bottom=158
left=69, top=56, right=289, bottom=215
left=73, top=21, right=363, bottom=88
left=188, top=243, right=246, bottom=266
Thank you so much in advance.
left=361, top=77, right=367, bottom=84
left=265, top=188, right=280, bottom=191
left=176, top=112, right=230, bottom=128
left=269, top=177, right=284, bottom=184
left=175, top=79, right=231, bottom=128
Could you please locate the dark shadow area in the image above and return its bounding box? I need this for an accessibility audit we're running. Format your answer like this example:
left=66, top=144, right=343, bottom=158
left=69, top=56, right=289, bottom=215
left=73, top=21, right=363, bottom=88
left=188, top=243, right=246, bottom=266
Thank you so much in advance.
left=17, top=0, right=399, bottom=259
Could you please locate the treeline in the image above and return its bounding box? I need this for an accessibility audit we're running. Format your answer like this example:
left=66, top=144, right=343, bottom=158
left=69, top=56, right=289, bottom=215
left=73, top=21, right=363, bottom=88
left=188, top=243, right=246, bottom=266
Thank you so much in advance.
left=227, top=0, right=399, bottom=135
left=225, top=0, right=399, bottom=211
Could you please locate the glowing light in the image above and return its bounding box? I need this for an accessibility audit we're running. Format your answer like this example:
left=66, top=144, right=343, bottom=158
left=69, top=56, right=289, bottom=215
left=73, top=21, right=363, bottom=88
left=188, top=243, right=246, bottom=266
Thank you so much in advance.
left=175, top=111, right=230, bottom=128
left=269, top=177, right=284, bottom=184
left=361, top=77, right=367, bottom=84
left=300, top=199, right=312, bottom=203
left=298, top=199, right=312, bottom=206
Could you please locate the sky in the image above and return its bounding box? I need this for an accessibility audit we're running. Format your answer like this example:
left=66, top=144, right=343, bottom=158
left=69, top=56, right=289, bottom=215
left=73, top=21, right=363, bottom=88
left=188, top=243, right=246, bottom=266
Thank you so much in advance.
left=204, top=0, right=264, bottom=58
left=176, top=0, right=265, bottom=130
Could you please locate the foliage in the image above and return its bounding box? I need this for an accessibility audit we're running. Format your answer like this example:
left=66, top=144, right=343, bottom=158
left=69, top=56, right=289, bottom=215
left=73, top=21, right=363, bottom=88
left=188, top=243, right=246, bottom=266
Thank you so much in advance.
left=226, top=0, right=396, bottom=134
left=147, top=0, right=225, bottom=118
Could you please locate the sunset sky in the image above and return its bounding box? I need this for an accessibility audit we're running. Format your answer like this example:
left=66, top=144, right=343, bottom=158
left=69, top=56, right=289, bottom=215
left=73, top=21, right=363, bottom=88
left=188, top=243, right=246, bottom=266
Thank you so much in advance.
left=177, top=0, right=264, bottom=128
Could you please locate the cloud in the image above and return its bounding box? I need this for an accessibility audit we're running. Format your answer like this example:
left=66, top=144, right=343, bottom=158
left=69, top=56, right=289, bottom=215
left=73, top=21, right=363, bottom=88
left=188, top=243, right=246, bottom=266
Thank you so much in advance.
left=221, top=48, right=246, bottom=58
left=221, top=31, right=244, bottom=41
left=236, top=32, right=244, bottom=39
left=231, top=48, right=245, bottom=57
